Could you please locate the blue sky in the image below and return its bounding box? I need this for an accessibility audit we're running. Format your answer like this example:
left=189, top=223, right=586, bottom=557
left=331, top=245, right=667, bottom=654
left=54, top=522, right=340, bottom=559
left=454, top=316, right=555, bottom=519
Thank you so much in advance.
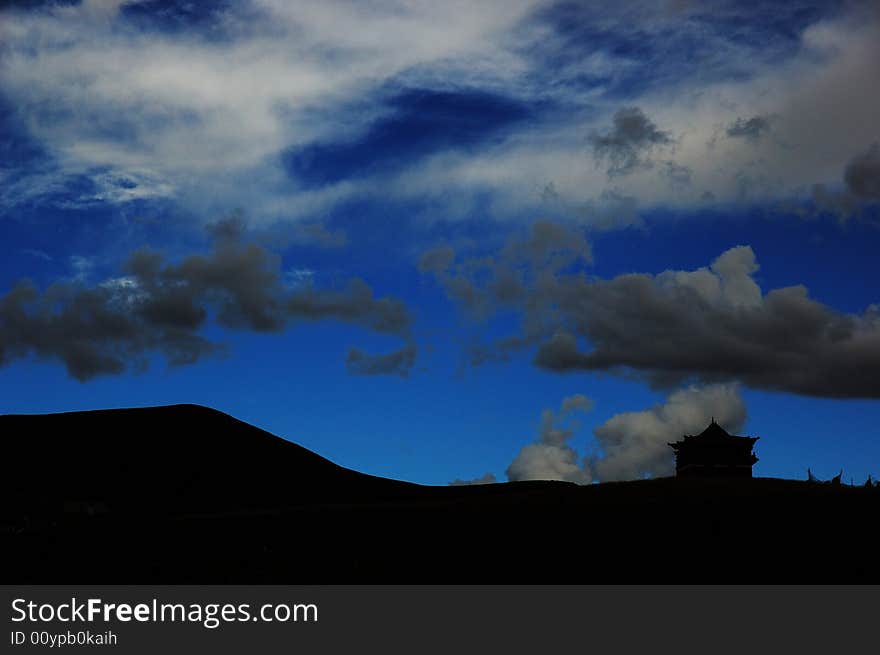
left=1, top=0, right=879, bottom=485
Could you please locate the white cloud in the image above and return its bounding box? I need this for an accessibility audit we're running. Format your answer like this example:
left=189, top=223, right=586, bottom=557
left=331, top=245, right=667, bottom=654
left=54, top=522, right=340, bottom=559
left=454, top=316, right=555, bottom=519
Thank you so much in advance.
left=381, top=4, right=880, bottom=226
left=504, top=384, right=747, bottom=484
left=0, top=0, right=540, bottom=219
left=660, top=245, right=762, bottom=309
left=590, top=384, right=747, bottom=481
left=506, top=394, right=594, bottom=484
left=2, top=1, right=878, bottom=226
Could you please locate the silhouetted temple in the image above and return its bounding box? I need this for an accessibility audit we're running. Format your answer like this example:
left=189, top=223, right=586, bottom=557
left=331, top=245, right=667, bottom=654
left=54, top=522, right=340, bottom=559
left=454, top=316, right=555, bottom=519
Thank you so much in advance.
left=668, top=419, right=759, bottom=478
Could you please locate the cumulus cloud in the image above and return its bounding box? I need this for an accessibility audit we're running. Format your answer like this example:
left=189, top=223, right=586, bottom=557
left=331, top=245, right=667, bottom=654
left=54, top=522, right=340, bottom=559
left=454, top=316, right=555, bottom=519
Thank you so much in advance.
left=430, top=232, right=880, bottom=399
left=533, top=245, right=880, bottom=397
left=0, top=219, right=413, bottom=380
left=503, top=385, right=744, bottom=483
left=590, top=384, right=747, bottom=481
left=506, top=394, right=593, bottom=483
left=589, top=107, right=673, bottom=177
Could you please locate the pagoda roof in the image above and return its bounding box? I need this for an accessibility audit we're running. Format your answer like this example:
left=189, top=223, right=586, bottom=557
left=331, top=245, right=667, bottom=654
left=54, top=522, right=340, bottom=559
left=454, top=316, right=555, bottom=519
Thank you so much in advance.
left=668, top=419, right=759, bottom=448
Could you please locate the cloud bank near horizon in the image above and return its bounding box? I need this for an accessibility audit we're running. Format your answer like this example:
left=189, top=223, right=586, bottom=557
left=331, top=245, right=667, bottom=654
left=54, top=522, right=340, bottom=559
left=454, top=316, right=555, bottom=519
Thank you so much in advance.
left=458, top=384, right=747, bottom=484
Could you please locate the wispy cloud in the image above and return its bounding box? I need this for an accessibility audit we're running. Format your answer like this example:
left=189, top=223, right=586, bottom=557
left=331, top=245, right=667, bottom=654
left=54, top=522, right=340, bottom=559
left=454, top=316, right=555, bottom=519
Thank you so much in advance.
left=1, top=0, right=877, bottom=225
left=0, top=0, right=539, bottom=220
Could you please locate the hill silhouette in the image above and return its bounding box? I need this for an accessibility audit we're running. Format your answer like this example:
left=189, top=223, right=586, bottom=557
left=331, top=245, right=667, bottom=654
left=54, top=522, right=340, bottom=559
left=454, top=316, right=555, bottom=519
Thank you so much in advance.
left=1, top=404, right=417, bottom=517
left=2, top=404, right=878, bottom=582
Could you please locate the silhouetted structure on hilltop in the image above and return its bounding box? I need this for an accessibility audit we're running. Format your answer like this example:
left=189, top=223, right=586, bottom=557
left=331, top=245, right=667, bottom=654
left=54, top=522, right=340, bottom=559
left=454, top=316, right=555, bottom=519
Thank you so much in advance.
left=2, top=405, right=879, bottom=583
left=668, top=419, right=759, bottom=478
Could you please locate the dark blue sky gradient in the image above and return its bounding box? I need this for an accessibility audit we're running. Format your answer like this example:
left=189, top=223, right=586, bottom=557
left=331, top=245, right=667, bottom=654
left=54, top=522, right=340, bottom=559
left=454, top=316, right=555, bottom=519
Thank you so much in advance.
left=1, top=0, right=878, bottom=485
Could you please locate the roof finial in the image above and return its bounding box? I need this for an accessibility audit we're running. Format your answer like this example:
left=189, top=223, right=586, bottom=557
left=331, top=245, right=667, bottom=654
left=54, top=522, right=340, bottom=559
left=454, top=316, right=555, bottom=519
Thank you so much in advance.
left=711, top=416, right=716, bottom=424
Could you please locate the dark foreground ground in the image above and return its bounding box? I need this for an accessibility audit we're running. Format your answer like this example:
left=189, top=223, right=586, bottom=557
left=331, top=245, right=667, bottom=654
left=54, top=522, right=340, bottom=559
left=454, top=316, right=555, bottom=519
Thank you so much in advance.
left=2, top=404, right=877, bottom=583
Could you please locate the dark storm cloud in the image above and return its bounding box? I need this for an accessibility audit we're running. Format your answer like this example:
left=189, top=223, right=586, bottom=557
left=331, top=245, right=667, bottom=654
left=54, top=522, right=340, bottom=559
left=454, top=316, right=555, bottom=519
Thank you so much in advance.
left=0, top=277, right=210, bottom=381
left=426, top=230, right=880, bottom=399
left=588, top=107, right=672, bottom=176
left=725, top=115, right=773, bottom=140
left=346, top=341, right=417, bottom=378
left=534, top=247, right=880, bottom=398
left=0, top=220, right=412, bottom=380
